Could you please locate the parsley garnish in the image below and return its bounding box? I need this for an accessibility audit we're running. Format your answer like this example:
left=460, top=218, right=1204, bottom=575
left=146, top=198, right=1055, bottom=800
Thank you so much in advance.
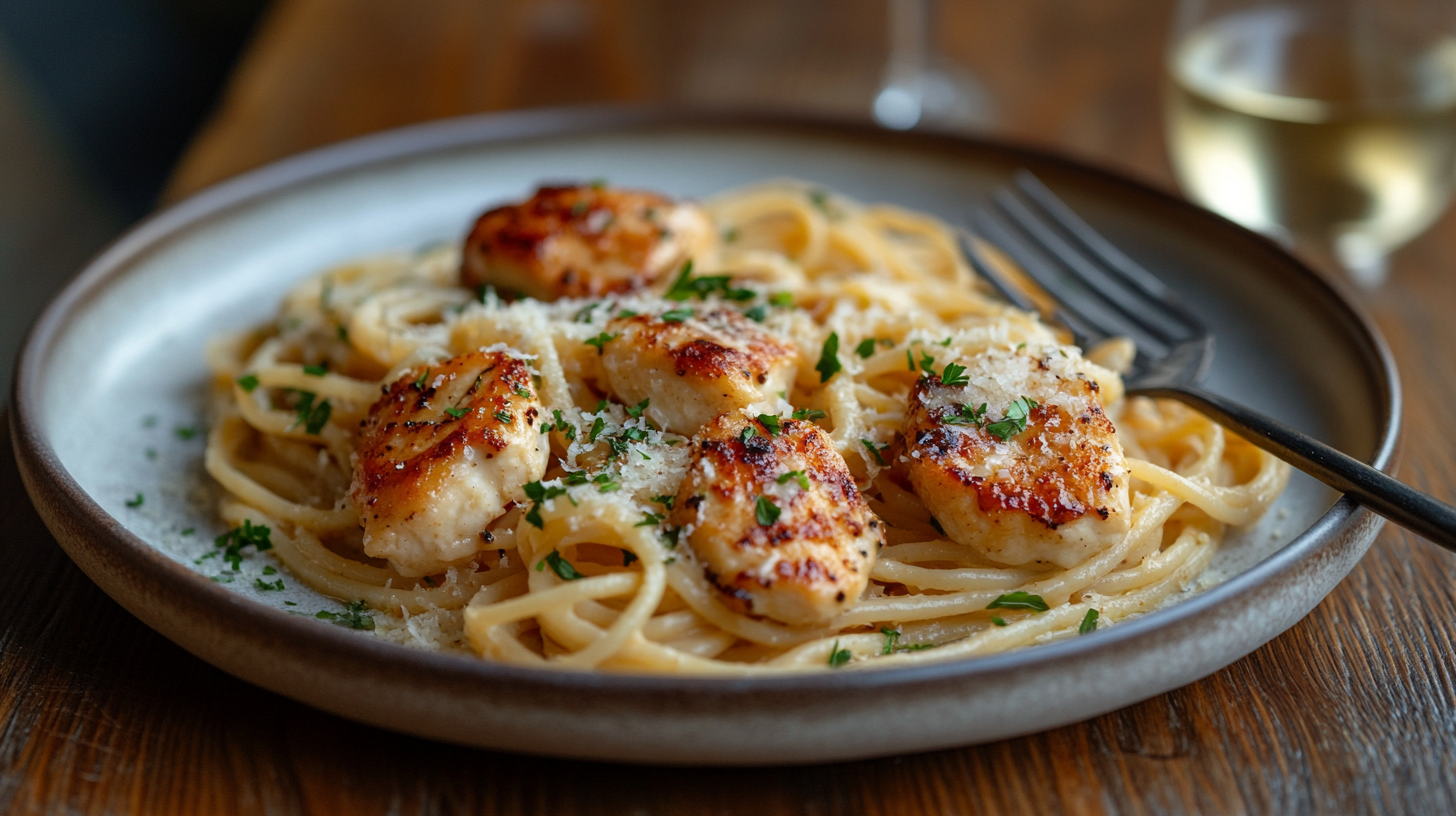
left=985, top=397, right=1038, bottom=441
left=635, top=512, right=664, bottom=527
left=939, top=362, right=969, bottom=387
left=570, top=200, right=589, bottom=218
left=906, top=349, right=916, bottom=371
left=413, top=369, right=431, bottom=390
left=652, top=494, right=676, bottom=511
left=918, top=351, right=937, bottom=376
left=815, top=332, right=841, bottom=383
left=855, top=338, right=878, bottom=358
left=861, top=438, right=888, bottom=466
left=1079, top=608, right=1100, bottom=635
left=303, top=363, right=328, bottom=377
left=444, top=407, right=467, bottom=419
left=755, top=496, right=781, bottom=526
left=616, top=309, right=638, bottom=318
left=986, top=591, right=1049, bottom=612
left=589, top=417, right=606, bottom=442
left=514, top=386, right=532, bottom=399
left=336, top=324, right=349, bottom=342
left=476, top=284, right=496, bottom=304
left=777, top=470, right=809, bottom=490
left=881, top=627, right=901, bottom=654
left=255, top=578, right=285, bottom=591
left=768, top=292, right=795, bottom=307
left=792, top=408, right=826, bottom=421
left=236, top=374, right=259, bottom=392
left=739, top=425, right=756, bottom=444
left=627, top=398, right=650, bottom=418
left=126, top=492, right=144, bottom=508
left=663, top=261, right=754, bottom=302
left=991, top=616, right=1008, bottom=627
left=903, top=643, right=937, bottom=651
left=174, top=424, right=201, bottom=440
left=742, top=304, right=767, bottom=322
left=537, top=550, right=585, bottom=581
left=493, top=410, right=512, bottom=423
left=263, top=566, right=276, bottom=575
left=214, top=520, right=273, bottom=570
left=944, top=402, right=988, bottom=427
left=590, top=177, right=608, bottom=190
left=523, top=480, right=570, bottom=529
left=661, top=307, right=694, bottom=323
left=809, top=190, right=836, bottom=218
left=584, top=332, right=618, bottom=354
left=828, top=640, right=852, bottom=667
left=181, top=528, right=195, bottom=536
left=573, top=303, right=599, bottom=323
left=723, top=227, right=739, bottom=242
left=316, top=600, right=374, bottom=630
left=757, top=414, right=782, bottom=436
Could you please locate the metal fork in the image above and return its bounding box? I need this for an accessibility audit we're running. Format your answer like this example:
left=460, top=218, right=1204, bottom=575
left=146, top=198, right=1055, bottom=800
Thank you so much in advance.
left=963, top=171, right=1456, bottom=551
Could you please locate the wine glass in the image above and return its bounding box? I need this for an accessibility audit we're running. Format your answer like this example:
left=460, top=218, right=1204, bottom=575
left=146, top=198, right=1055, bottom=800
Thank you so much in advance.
left=874, top=0, right=993, bottom=131
left=1164, top=0, right=1456, bottom=286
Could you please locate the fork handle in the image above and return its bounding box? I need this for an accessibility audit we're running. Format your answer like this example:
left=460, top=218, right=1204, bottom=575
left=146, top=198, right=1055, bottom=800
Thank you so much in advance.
left=1136, top=385, right=1456, bottom=551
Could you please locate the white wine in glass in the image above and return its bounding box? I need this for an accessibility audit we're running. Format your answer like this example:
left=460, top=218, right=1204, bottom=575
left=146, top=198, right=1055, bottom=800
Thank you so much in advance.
left=1165, top=1, right=1456, bottom=285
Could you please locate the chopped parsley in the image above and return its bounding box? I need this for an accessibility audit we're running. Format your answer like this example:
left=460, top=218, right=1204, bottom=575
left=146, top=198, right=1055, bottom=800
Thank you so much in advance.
left=792, top=408, right=826, bottom=421
left=742, top=304, right=767, bottom=322
left=777, top=470, right=810, bottom=490
left=918, top=351, right=937, bottom=376
left=991, top=616, right=1008, bottom=627
left=739, top=425, right=756, bottom=444
left=316, top=600, right=374, bottom=630
left=809, top=190, right=836, bottom=218
left=815, top=332, right=841, bottom=383
left=302, top=363, right=328, bottom=377
left=903, top=643, right=937, bottom=651
left=1079, top=608, right=1100, bottom=635
left=881, top=627, right=901, bottom=654
left=125, top=492, right=144, bottom=508
left=181, top=528, right=195, bottom=536
left=860, top=438, right=888, bottom=467
left=986, top=591, right=1049, bottom=612
left=627, top=398, right=650, bottom=418
left=444, top=407, right=467, bottom=419
left=523, top=480, right=570, bottom=528
left=651, top=494, right=676, bottom=511
left=570, top=200, right=590, bottom=218
left=660, top=307, right=694, bottom=323
left=756, top=414, right=782, bottom=436
left=493, top=410, right=512, bottom=423
left=514, top=386, right=532, bottom=399
left=214, top=520, right=273, bottom=570
left=413, top=368, right=431, bottom=390
left=768, top=292, right=794, bottom=307
left=590, top=177, right=608, bottom=190
left=635, top=512, right=665, bottom=527
left=573, top=302, right=599, bottom=323
left=906, top=349, right=916, bottom=371
left=944, top=402, right=988, bottom=427
left=255, top=578, right=285, bottom=591
left=336, top=324, right=349, bottom=342
left=174, top=424, right=201, bottom=440
left=723, top=227, right=740, bottom=242
left=589, top=417, right=606, bottom=442
left=537, top=550, right=585, bottom=581
left=985, top=396, right=1038, bottom=441
left=855, top=338, right=878, bottom=359
left=262, top=566, right=276, bottom=575
left=616, top=309, right=638, bottom=318
left=476, top=284, right=496, bottom=304
left=236, top=374, right=260, bottom=392
left=939, top=362, right=969, bottom=387
left=828, top=640, right=852, bottom=667
left=755, top=495, right=782, bottom=526
left=663, top=261, right=754, bottom=302
left=584, top=332, right=618, bottom=354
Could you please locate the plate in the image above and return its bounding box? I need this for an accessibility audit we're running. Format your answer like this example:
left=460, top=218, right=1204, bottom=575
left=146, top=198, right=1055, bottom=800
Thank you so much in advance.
left=10, top=109, right=1398, bottom=765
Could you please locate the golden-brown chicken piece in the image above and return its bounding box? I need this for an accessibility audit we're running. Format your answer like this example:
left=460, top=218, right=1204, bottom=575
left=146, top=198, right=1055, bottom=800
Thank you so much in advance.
left=461, top=185, right=713, bottom=301
left=903, top=347, right=1130, bottom=568
left=350, top=350, right=548, bottom=576
left=598, top=309, right=797, bottom=436
left=671, top=413, right=882, bottom=627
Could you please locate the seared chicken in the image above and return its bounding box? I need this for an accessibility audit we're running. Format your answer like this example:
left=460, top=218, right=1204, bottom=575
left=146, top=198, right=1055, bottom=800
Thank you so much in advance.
left=461, top=185, right=713, bottom=301
left=599, top=309, right=797, bottom=436
left=350, top=350, right=548, bottom=576
left=903, top=347, right=1130, bottom=568
left=672, top=413, right=882, bottom=627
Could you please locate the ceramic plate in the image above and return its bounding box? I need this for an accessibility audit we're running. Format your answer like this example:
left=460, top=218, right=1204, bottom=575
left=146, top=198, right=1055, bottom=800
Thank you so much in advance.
left=11, top=109, right=1398, bottom=765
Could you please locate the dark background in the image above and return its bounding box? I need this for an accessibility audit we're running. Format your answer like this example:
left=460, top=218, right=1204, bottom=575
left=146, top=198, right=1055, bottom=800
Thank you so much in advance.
left=0, top=0, right=269, bottom=393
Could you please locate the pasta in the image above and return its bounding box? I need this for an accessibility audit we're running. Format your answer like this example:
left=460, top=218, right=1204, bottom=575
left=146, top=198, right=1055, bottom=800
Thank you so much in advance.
left=202, top=179, right=1289, bottom=674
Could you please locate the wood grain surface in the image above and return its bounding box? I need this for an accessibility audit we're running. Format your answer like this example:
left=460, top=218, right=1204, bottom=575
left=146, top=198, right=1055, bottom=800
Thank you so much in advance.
left=7, top=1, right=1456, bottom=813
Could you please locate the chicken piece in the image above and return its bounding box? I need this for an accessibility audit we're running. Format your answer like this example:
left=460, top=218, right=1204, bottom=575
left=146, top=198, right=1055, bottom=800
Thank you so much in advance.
left=598, top=309, right=797, bottom=436
left=350, top=350, right=548, bottom=576
left=461, top=185, right=713, bottom=301
left=903, top=347, right=1130, bottom=568
left=671, top=413, right=883, bottom=627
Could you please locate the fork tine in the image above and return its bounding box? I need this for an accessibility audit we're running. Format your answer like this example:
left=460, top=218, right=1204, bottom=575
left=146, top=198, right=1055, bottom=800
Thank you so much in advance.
left=991, top=189, right=1188, bottom=347
left=956, top=228, right=1040, bottom=313
left=1012, top=171, right=1209, bottom=338
left=969, top=208, right=1112, bottom=349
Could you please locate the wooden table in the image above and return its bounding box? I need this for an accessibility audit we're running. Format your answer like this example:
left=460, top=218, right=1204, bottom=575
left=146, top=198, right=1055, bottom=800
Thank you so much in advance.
left=6, top=1, right=1455, bottom=812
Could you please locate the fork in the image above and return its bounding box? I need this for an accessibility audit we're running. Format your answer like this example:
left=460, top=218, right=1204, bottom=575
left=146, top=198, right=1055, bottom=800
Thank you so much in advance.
left=963, top=171, right=1456, bottom=551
